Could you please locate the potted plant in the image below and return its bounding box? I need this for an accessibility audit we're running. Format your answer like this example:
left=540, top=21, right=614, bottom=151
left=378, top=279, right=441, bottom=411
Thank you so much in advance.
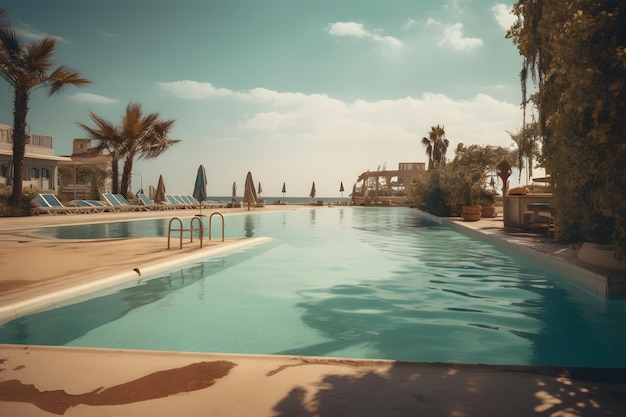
left=460, top=170, right=482, bottom=221
left=478, top=188, right=498, bottom=218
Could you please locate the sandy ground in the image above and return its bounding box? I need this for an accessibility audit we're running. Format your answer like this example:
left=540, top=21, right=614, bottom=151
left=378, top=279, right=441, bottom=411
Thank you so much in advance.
left=1, top=206, right=626, bottom=416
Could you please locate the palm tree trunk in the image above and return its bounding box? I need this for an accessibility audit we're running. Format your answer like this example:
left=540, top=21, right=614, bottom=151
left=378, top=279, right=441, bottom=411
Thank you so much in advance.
left=120, top=155, right=134, bottom=199
left=8, top=90, right=28, bottom=208
left=110, top=156, right=120, bottom=194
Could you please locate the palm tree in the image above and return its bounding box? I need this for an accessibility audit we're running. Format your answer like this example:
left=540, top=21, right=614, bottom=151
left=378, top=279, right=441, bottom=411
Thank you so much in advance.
left=77, top=103, right=180, bottom=199
left=507, top=121, right=541, bottom=183
left=118, top=103, right=179, bottom=198
left=0, top=13, right=91, bottom=207
left=76, top=111, right=124, bottom=194
left=421, top=124, right=450, bottom=171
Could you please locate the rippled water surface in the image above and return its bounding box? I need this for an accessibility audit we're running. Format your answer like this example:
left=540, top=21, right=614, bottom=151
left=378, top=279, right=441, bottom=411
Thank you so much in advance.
left=2, top=207, right=626, bottom=367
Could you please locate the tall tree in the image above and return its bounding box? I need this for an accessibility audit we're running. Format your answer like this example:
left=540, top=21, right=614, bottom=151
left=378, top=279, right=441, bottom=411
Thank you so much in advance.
left=117, top=103, right=179, bottom=198
left=508, top=1, right=626, bottom=250
left=76, top=111, right=123, bottom=194
left=78, top=103, right=180, bottom=199
left=506, top=121, right=541, bottom=183
left=0, top=13, right=90, bottom=207
left=421, top=124, right=450, bottom=171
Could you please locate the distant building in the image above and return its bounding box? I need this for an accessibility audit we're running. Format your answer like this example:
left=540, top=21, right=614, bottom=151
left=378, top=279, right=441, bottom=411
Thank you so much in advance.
left=57, top=139, right=111, bottom=200
left=398, top=162, right=425, bottom=171
left=0, top=123, right=70, bottom=192
left=353, top=162, right=425, bottom=205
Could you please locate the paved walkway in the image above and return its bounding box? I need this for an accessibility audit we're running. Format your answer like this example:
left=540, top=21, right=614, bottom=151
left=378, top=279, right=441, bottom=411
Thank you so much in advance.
left=1, top=207, right=625, bottom=416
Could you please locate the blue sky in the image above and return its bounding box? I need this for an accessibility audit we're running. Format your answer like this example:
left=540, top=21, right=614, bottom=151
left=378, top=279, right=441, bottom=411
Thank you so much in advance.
left=1, top=0, right=527, bottom=197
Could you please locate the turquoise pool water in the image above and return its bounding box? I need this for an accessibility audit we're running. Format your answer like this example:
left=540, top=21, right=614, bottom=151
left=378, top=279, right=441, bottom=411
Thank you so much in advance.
left=2, top=207, right=626, bottom=367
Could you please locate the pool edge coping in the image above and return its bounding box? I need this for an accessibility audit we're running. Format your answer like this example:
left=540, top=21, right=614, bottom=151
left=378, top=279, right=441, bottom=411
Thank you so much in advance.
left=0, top=236, right=272, bottom=324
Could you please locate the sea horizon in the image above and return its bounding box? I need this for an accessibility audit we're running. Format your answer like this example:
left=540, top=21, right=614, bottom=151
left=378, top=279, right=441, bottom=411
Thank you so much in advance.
left=208, top=196, right=351, bottom=204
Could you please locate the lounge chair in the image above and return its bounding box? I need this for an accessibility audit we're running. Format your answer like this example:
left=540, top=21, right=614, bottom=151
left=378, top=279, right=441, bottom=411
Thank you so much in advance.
left=184, top=195, right=212, bottom=209
left=71, top=200, right=107, bottom=213
left=102, top=193, right=126, bottom=211
left=172, top=195, right=195, bottom=209
left=31, top=193, right=86, bottom=215
left=103, top=193, right=145, bottom=211
left=166, top=195, right=188, bottom=209
left=137, top=193, right=169, bottom=210
left=181, top=195, right=198, bottom=205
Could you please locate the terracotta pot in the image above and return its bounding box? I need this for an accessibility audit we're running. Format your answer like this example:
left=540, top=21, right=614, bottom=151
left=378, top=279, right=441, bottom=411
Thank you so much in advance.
left=462, top=205, right=481, bottom=222
left=481, top=205, right=497, bottom=218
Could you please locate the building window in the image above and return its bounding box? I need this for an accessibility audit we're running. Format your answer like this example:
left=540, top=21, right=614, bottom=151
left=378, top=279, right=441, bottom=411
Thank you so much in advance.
left=41, top=168, right=50, bottom=189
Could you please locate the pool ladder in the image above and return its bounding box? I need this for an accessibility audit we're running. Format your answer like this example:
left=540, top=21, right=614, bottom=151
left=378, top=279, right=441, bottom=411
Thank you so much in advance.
left=167, top=212, right=225, bottom=249
left=208, top=212, right=225, bottom=242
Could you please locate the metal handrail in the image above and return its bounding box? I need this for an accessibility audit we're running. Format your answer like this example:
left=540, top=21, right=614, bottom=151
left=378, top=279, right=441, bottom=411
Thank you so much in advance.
left=208, top=212, right=225, bottom=241
left=167, top=216, right=204, bottom=249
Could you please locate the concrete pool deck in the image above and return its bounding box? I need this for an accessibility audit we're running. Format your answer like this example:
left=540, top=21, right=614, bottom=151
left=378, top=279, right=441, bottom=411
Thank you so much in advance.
left=1, top=206, right=626, bottom=416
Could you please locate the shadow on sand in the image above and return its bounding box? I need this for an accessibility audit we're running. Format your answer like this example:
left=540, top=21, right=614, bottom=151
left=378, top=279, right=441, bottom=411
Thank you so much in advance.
left=269, top=358, right=626, bottom=417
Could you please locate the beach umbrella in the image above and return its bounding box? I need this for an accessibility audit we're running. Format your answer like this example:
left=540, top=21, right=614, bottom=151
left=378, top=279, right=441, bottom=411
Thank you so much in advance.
left=192, top=165, right=208, bottom=214
left=281, top=182, right=286, bottom=204
left=339, top=181, right=345, bottom=200
left=232, top=181, right=237, bottom=201
left=310, top=181, right=316, bottom=200
left=148, top=185, right=156, bottom=200
left=258, top=181, right=263, bottom=196
left=243, top=171, right=258, bottom=211
left=154, top=175, right=166, bottom=203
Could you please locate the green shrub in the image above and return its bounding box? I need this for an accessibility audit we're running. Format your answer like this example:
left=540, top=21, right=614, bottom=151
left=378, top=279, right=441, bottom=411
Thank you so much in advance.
left=0, top=188, right=36, bottom=217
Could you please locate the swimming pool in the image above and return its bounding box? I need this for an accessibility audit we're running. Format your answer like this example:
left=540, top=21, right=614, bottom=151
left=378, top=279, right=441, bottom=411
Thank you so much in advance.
left=2, top=207, right=626, bottom=367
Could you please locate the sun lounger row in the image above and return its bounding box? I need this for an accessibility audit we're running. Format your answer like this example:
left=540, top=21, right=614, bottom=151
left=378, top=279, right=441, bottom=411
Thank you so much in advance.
left=32, top=194, right=108, bottom=214
left=31, top=193, right=228, bottom=215
left=137, top=194, right=225, bottom=210
left=164, top=195, right=226, bottom=209
left=102, top=193, right=148, bottom=211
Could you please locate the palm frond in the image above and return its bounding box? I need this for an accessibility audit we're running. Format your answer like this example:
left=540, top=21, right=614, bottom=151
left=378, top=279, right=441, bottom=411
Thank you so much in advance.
left=25, top=37, right=56, bottom=72
left=47, top=65, right=91, bottom=95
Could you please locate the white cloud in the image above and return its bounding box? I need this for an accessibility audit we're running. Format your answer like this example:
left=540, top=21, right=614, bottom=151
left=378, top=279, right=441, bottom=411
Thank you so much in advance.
left=139, top=81, right=523, bottom=196
left=99, top=31, right=118, bottom=38
left=233, top=87, right=519, bottom=152
left=327, top=21, right=402, bottom=49
left=16, top=22, right=66, bottom=43
left=70, top=93, right=118, bottom=104
left=157, top=82, right=519, bottom=150
left=438, top=23, right=483, bottom=51
left=327, top=21, right=369, bottom=37
left=155, top=80, right=248, bottom=100
left=492, top=4, right=516, bottom=31
left=403, top=18, right=417, bottom=30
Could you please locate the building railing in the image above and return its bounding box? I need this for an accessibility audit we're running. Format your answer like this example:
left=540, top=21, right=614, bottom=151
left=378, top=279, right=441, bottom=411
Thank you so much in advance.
left=0, top=127, right=53, bottom=149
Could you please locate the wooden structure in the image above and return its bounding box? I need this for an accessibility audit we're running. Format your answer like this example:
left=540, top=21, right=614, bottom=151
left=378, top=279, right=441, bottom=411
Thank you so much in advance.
left=352, top=162, right=425, bottom=205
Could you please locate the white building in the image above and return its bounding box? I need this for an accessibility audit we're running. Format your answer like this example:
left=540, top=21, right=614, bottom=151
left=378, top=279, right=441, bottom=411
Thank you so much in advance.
left=0, top=123, right=71, bottom=192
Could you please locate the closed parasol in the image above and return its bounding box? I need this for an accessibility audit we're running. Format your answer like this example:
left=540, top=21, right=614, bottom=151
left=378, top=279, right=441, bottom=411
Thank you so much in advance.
left=243, top=171, right=258, bottom=211
left=281, top=182, right=286, bottom=204
left=193, top=165, right=207, bottom=214
left=154, top=175, right=166, bottom=203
